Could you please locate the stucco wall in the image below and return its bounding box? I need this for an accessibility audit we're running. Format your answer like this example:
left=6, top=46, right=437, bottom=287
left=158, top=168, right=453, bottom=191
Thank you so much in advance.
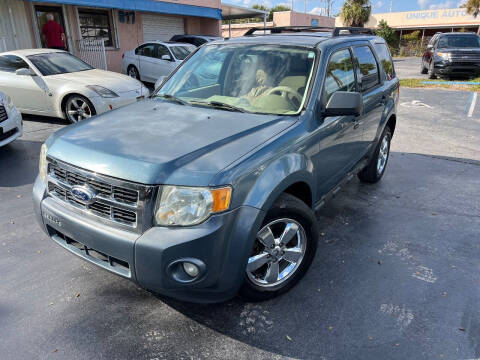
left=286, top=12, right=335, bottom=27
left=185, top=16, right=221, bottom=35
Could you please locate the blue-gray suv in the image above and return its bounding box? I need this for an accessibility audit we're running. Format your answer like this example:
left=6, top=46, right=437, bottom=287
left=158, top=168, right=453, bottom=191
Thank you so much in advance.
left=33, top=27, right=399, bottom=303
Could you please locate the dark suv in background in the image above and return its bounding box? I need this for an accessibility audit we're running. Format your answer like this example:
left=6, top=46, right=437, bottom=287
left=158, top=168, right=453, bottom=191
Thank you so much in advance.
left=421, top=32, right=480, bottom=79
left=34, top=27, right=399, bottom=303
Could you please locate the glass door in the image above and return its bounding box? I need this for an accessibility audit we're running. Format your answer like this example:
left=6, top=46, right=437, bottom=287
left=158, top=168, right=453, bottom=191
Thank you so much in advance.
left=34, top=5, right=67, bottom=49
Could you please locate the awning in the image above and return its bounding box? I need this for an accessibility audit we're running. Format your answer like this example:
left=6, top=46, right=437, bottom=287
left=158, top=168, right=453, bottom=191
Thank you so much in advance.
left=221, top=3, right=268, bottom=20
left=26, top=0, right=222, bottom=20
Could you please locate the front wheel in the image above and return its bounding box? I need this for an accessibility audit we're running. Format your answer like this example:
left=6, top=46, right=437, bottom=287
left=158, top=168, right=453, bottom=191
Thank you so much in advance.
left=420, top=59, right=428, bottom=74
left=239, top=193, right=319, bottom=301
left=428, top=61, right=437, bottom=79
left=64, top=95, right=96, bottom=124
left=358, top=126, right=392, bottom=184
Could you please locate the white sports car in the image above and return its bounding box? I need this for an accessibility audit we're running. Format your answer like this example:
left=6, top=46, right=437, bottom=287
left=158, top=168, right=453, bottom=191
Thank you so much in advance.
left=0, top=49, right=150, bottom=123
left=0, top=90, right=22, bottom=147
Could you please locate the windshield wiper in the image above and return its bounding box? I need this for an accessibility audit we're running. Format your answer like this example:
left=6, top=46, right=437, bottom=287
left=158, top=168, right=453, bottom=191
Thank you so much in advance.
left=156, top=94, right=190, bottom=106
left=192, top=100, right=249, bottom=113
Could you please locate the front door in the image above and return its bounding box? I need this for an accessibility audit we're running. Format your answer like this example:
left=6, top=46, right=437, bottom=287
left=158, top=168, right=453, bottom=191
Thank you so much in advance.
left=35, top=5, right=67, bottom=50
left=311, top=48, right=365, bottom=196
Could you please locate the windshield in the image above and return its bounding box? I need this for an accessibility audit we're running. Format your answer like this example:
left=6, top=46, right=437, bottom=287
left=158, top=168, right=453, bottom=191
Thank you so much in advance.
left=170, top=45, right=196, bottom=60
left=27, top=52, right=93, bottom=76
left=437, top=35, right=480, bottom=48
left=155, top=44, right=316, bottom=115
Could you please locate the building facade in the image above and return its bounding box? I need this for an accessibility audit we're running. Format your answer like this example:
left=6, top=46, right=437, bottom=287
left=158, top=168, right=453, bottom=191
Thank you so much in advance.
left=1, top=0, right=222, bottom=72
left=336, top=7, right=480, bottom=38
left=222, top=11, right=335, bottom=38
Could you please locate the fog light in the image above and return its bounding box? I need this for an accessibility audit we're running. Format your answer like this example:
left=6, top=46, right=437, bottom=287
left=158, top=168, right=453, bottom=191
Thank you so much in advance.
left=183, top=262, right=199, bottom=278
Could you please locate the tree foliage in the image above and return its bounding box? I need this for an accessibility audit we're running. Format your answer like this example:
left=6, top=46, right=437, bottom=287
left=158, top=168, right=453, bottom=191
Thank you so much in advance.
left=375, top=20, right=398, bottom=50
left=340, top=0, right=372, bottom=27
left=462, top=0, right=480, bottom=18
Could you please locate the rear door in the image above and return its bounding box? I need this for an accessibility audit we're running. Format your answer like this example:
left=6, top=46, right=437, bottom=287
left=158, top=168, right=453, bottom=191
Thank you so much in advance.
left=352, top=44, right=385, bottom=151
left=137, top=43, right=158, bottom=82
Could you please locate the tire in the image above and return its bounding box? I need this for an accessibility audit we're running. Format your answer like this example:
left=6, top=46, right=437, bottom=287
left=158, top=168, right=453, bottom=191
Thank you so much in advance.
left=239, top=193, right=319, bottom=301
left=420, top=59, right=428, bottom=74
left=63, top=95, right=96, bottom=124
left=358, top=126, right=392, bottom=184
left=127, top=65, right=140, bottom=80
left=428, top=61, right=437, bottom=79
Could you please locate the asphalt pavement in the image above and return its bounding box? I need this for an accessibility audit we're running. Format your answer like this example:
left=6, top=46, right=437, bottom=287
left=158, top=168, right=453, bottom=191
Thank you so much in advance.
left=0, top=87, right=479, bottom=360
left=394, top=57, right=425, bottom=79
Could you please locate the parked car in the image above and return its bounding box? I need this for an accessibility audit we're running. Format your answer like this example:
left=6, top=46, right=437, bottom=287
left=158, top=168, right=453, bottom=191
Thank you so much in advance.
left=170, top=34, right=223, bottom=47
left=0, top=90, right=22, bottom=147
left=421, top=32, right=480, bottom=79
left=0, top=49, right=149, bottom=124
left=33, top=27, right=399, bottom=303
left=122, top=41, right=196, bottom=83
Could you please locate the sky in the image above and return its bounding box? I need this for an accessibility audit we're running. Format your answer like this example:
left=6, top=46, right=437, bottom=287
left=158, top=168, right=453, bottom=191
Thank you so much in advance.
left=223, top=0, right=468, bottom=17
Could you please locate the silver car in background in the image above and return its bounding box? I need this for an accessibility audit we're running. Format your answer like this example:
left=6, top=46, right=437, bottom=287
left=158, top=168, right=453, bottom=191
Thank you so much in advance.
left=0, top=90, right=22, bottom=147
left=122, top=41, right=196, bottom=83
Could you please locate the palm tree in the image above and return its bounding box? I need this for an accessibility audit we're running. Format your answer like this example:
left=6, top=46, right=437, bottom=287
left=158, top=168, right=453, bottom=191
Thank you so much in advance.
left=340, top=0, right=372, bottom=27
left=462, top=0, right=480, bottom=34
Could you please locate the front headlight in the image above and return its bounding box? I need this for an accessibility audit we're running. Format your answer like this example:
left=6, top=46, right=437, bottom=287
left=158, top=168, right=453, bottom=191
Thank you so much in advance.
left=39, top=143, right=48, bottom=181
left=86, top=85, right=119, bottom=98
left=436, top=52, right=451, bottom=60
left=5, top=95, right=14, bottom=111
left=154, top=185, right=232, bottom=226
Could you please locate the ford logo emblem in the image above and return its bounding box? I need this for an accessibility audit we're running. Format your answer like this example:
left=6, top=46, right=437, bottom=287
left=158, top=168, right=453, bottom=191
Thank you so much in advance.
left=71, top=185, right=96, bottom=204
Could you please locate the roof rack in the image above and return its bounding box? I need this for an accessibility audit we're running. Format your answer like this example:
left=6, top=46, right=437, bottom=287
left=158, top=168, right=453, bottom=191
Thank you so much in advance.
left=332, top=27, right=375, bottom=36
left=244, top=26, right=376, bottom=37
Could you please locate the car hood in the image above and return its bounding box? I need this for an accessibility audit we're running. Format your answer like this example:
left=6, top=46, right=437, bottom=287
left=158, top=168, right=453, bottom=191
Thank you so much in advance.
left=47, top=69, right=144, bottom=93
left=47, top=99, right=297, bottom=185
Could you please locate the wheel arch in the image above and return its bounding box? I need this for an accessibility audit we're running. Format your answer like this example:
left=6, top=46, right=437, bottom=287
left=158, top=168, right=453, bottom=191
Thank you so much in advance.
left=60, top=92, right=97, bottom=121
left=241, top=153, right=315, bottom=212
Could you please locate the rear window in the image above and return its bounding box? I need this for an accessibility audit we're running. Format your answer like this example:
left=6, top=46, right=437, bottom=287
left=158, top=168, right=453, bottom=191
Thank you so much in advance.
left=373, top=43, right=396, bottom=80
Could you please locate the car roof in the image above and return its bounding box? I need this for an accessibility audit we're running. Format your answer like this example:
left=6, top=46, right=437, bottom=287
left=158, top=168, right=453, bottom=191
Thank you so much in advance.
left=214, top=32, right=379, bottom=47
left=0, top=48, right=65, bottom=56
left=139, top=40, right=194, bottom=47
left=437, top=32, right=478, bottom=36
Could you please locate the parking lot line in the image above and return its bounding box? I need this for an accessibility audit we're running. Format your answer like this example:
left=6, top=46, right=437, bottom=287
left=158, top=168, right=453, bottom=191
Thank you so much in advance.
left=467, top=92, right=477, bottom=118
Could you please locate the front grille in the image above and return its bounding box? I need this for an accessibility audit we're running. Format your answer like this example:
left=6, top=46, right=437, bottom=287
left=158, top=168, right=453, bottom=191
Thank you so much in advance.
left=0, top=128, right=17, bottom=141
left=47, top=158, right=154, bottom=231
left=0, top=105, right=7, bottom=123
left=48, top=226, right=131, bottom=278
left=450, top=52, right=480, bottom=62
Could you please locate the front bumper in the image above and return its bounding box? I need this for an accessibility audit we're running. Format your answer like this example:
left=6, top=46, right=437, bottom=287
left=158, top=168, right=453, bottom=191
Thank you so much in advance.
left=90, top=87, right=150, bottom=115
left=0, top=106, right=22, bottom=147
left=434, top=61, right=480, bottom=76
left=33, top=176, right=264, bottom=303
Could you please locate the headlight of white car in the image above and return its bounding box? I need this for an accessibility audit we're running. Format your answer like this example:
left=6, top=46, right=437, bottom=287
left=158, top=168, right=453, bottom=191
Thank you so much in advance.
left=154, top=185, right=232, bottom=226
left=39, top=143, right=48, bottom=181
left=86, top=85, right=119, bottom=98
left=5, top=94, right=15, bottom=111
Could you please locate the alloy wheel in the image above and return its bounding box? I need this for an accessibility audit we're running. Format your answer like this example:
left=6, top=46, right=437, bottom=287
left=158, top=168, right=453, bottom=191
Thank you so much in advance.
left=377, top=135, right=389, bottom=175
left=66, top=97, right=93, bottom=123
left=247, top=218, right=307, bottom=288
left=128, top=67, right=139, bottom=80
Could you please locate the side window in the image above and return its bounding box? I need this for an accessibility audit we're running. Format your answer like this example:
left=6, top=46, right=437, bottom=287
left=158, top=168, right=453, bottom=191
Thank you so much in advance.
left=156, top=45, right=172, bottom=60
left=353, top=46, right=380, bottom=92
left=323, top=49, right=356, bottom=103
left=373, top=43, right=396, bottom=80
left=136, top=44, right=155, bottom=58
left=0, top=55, right=29, bottom=73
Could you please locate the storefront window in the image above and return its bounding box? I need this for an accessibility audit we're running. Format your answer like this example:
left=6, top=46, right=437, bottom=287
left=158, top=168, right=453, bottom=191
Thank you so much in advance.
left=78, top=9, right=114, bottom=47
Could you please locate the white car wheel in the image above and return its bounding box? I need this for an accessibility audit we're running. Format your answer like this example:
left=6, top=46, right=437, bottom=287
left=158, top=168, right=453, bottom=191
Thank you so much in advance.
left=65, top=95, right=95, bottom=124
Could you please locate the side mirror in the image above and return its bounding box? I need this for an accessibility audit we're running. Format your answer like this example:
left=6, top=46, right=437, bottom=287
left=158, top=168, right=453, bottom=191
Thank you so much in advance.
left=323, top=91, right=363, bottom=117
left=15, top=68, right=35, bottom=76
left=161, top=54, right=172, bottom=61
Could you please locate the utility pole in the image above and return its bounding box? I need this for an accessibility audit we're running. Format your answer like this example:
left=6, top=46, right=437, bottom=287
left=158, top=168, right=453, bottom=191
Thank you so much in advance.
left=390, top=0, right=393, bottom=12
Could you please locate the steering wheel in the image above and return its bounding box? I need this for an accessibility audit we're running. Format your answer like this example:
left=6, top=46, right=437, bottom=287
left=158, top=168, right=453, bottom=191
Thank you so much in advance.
left=264, top=86, right=303, bottom=104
